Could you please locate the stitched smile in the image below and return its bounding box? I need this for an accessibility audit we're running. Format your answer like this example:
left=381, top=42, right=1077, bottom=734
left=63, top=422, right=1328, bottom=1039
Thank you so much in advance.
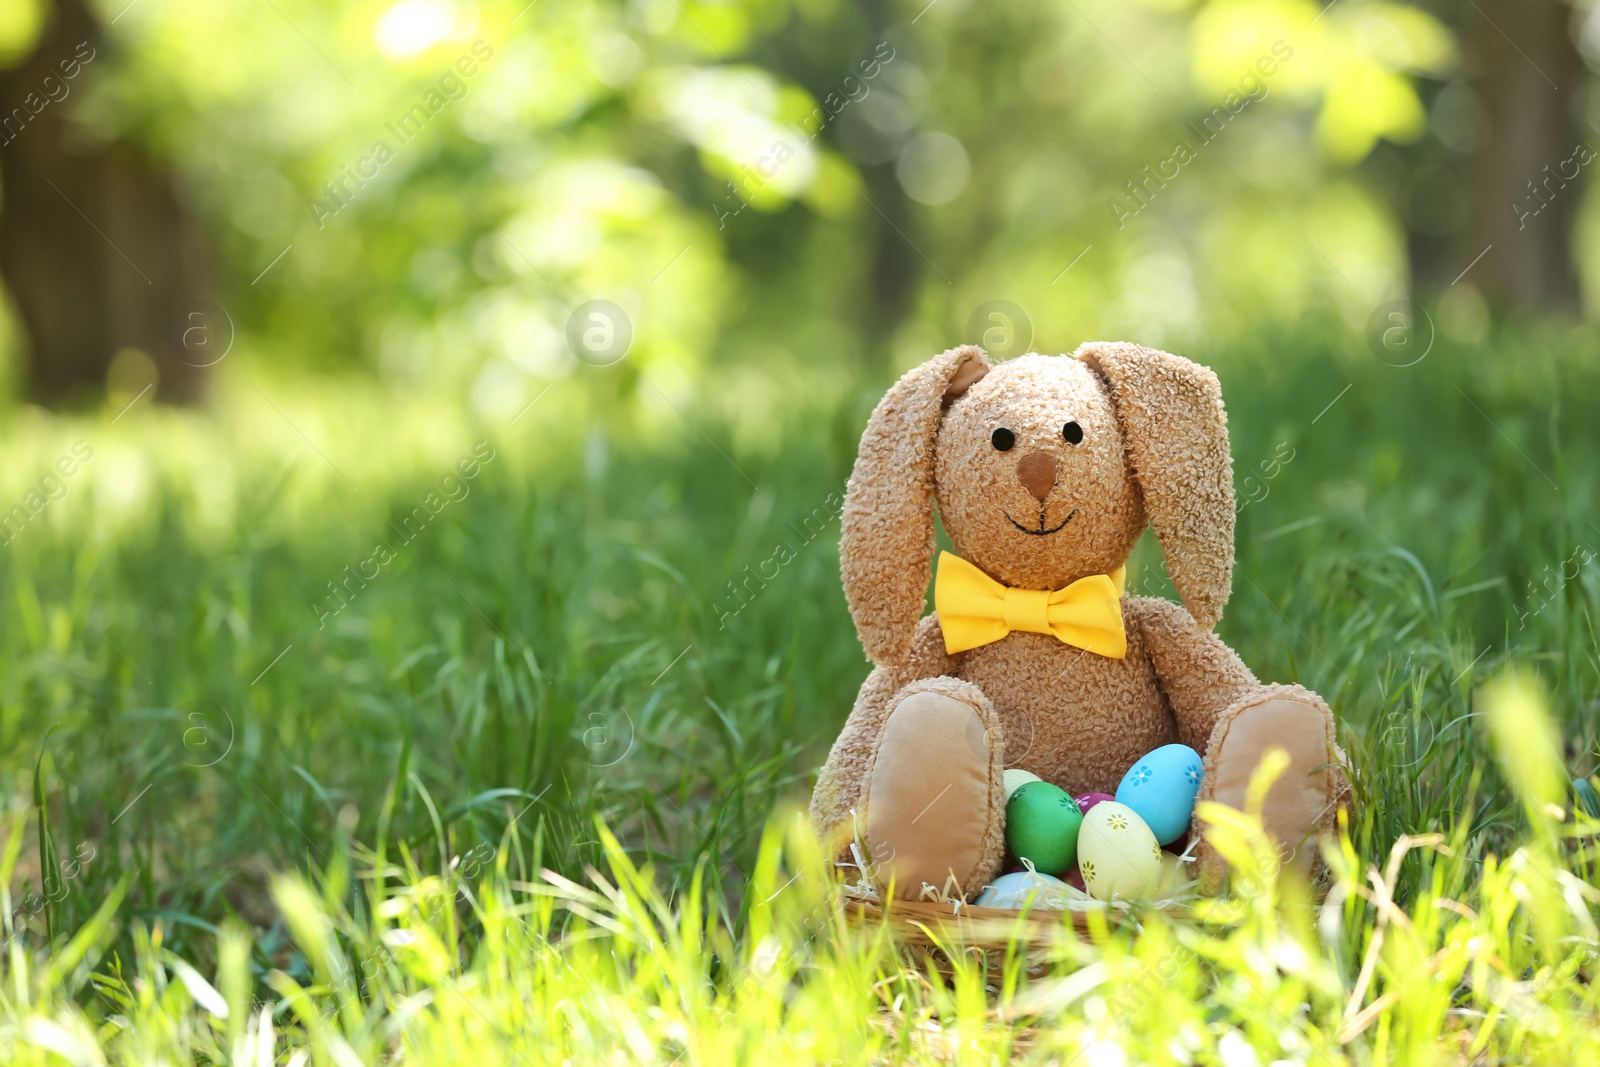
left=1006, top=508, right=1075, bottom=536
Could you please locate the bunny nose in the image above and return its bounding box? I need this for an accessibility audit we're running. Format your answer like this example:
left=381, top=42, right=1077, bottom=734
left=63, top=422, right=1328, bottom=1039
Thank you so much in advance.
left=1016, top=451, right=1057, bottom=502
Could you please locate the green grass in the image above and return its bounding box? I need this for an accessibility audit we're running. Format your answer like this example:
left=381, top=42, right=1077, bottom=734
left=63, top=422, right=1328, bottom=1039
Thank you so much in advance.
left=1, top=322, right=1599, bottom=1063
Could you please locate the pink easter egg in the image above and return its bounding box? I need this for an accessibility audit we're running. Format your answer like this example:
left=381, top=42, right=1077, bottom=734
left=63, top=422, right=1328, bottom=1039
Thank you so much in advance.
left=1074, top=792, right=1114, bottom=814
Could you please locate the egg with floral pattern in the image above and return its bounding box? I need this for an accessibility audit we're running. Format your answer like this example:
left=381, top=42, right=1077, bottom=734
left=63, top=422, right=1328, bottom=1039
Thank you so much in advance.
left=1114, top=743, right=1203, bottom=845
left=1073, top=791, right=1114, bottom=815
left=1076, top=802, right=1162, bottom=902
left=1004, top=781, right=1084, bottom=874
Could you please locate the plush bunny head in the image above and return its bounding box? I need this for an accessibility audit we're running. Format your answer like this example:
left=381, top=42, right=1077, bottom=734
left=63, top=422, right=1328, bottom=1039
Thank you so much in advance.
left=840, top=342, right=1236, bottom=665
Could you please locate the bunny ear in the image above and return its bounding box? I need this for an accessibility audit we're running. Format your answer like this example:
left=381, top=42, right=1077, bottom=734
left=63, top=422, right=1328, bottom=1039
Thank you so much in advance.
left=841, top=345, right=991, bottom=664
left=1078, top=342, right=1235, bottom=629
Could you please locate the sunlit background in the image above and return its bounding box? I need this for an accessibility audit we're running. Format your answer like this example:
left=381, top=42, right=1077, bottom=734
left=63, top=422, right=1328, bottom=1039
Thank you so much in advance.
left=1, top=0, right=1594, bottom=426
left=1, top=3, right=1600, bottom=1060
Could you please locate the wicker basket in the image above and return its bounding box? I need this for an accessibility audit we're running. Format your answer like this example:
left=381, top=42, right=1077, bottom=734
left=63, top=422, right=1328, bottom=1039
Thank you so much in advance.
left=833, top=828, right=1198, bottom=953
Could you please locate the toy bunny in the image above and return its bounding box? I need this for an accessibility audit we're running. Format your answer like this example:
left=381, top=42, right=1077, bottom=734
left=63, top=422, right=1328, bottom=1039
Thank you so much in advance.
left=810, top=343, right=1349, bottom=898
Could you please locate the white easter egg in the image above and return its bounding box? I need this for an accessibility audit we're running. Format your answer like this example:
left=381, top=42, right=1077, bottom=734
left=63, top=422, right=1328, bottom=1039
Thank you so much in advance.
left=1002, top=768, right=1042, bottom=799
left=973, top=870, right=1071, bottom=910
left=1077, top=802, right=1163, bottom=902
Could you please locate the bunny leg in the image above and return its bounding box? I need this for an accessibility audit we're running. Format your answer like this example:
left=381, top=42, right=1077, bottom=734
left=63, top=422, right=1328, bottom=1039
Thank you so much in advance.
left=810, top=664, right=914, bottom=864
left=811, top=616, right=958, bottom=868
left=861, top=678, right=1007, bottom=901
left=1191, top=684, right=1350, bottom=892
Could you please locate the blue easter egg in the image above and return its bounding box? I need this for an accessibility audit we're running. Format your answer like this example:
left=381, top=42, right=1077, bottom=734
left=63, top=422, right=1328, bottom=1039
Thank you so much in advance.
left=1114, top=743, right=1203, bottom=845
left=974, top=870, right=1073, bottom=909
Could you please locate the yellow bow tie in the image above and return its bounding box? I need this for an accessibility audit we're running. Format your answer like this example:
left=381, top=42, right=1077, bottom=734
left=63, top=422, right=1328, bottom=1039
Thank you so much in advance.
left=933, top=551, right=1127, bottom=657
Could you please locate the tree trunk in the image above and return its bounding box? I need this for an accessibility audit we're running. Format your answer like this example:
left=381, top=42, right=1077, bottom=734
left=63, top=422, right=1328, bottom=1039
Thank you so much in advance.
left=0, top=0, right=213, bottom=407
left=854, top=0, right=920, bottom=375
left=860, top=160, right=919, bottom=363
left=1417, top=0, right=1588, bottom=312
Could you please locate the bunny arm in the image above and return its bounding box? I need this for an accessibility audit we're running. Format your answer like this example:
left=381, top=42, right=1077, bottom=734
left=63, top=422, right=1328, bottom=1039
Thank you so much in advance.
left=1127, top=595, right=1260, bottom=752
left=809, top=612, right=955, bottom=860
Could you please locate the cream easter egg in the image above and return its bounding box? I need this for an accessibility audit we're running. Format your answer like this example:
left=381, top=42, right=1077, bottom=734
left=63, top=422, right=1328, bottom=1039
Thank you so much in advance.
left=1077, top=802, right=1162, bottom=902
left=1002, top=768, right=1042, bottom=800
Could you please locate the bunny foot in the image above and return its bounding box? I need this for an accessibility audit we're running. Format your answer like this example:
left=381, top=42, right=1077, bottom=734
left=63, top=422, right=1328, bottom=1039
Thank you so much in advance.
left=1192, top=684, right=1349, bottom=893
left=862, top=679, right=1007, bottom=900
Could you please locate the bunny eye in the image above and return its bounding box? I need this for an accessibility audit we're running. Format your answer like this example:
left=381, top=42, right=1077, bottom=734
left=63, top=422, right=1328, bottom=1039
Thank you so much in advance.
left=991, top=428, right=1015, bottom=451
left=1062, top=421, right=1083, bottom=445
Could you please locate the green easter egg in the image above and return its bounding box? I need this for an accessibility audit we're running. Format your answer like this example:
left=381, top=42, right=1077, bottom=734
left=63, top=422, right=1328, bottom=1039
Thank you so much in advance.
left=1004, top=781, right=1084, bottom=874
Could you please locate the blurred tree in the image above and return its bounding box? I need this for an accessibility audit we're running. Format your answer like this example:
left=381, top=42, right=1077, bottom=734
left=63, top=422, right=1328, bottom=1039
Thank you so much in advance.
left=1405, top=0, right=1588, bottom=312
left=0, top=0, right=212, bottom=405
left=1453, top=0, right=1588, bottom=312
left=844, top=0, right=917, bottom=367
left=0, top=0, right=1584, bottom=416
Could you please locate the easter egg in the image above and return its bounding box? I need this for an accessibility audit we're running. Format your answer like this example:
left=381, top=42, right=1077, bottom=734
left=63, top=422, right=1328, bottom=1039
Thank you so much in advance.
left=1114, top=744, right=1203, bottom=845
left=1155, top=851, right=1193, bottom=897
left=1076, top=802, right=1162, bottom=902
left=1074, top=792, right=1114, bottom=815
left=974, top=870, right=1071, bottom=909
left=1005, top=781, right=1084, bottom=874
left=1002, top=768, right=1043, bottom=799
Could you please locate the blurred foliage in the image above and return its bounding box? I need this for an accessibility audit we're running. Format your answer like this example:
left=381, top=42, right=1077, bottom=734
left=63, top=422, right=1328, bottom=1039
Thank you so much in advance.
left=1, top=4, right=1599, bottom=1048
left=0, top=321, right=1595, bottom=955
left=0, top=0, right=1517, bottom=412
